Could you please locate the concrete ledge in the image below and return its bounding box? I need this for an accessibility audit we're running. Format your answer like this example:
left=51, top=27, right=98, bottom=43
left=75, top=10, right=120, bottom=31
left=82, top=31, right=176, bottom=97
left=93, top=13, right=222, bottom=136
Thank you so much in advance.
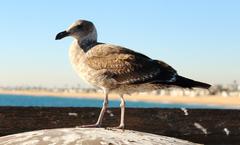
left=0, top=128, right=199, bottom=145
left=0, top=107, right=239, bottom=145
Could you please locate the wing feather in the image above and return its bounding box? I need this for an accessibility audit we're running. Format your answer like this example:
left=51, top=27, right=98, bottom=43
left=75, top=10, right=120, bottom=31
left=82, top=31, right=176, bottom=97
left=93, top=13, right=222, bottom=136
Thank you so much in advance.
left=85, top=44, right=177, bottom=85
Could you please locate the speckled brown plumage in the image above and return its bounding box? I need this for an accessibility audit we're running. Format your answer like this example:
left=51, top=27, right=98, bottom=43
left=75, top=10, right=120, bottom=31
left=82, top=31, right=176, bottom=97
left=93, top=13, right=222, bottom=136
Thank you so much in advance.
left=56, top=19, right=211, bottom=128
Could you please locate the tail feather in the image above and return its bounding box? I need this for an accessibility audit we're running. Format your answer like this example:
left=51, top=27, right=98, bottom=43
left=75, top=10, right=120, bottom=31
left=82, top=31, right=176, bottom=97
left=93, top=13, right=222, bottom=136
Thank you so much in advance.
left=171, top=75, right=211, bottom=89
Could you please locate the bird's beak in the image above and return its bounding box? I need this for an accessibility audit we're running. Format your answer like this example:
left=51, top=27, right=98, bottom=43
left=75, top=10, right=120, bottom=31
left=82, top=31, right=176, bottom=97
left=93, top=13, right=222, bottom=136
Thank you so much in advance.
left=55, top=31, right=70, bottom=40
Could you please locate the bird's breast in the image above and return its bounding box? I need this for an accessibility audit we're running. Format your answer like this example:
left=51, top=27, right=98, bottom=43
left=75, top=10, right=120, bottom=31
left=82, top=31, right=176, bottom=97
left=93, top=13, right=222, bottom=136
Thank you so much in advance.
left=69, top=42, right=116, bottom=88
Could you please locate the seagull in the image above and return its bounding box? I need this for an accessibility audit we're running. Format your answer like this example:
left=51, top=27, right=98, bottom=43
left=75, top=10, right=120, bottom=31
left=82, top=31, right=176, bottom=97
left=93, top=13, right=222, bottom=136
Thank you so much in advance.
left=55, top=19, right=211, bottom=129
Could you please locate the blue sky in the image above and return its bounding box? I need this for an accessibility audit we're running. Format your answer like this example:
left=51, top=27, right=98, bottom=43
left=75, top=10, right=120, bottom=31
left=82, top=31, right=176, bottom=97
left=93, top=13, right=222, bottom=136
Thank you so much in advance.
left=0, top=0, right=239, bottom=87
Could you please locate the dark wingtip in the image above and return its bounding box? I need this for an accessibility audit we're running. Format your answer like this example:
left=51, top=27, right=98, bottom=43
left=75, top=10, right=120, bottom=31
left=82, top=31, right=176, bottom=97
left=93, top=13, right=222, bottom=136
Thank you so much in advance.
left=174, top=75, right=211, bottom=89
left=199, top=83, right=211, bottom=89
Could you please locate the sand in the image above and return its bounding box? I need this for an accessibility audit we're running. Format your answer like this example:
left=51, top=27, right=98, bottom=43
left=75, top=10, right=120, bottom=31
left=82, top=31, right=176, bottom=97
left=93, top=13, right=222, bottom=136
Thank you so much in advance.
left=0, top=89, right=240, bottom=107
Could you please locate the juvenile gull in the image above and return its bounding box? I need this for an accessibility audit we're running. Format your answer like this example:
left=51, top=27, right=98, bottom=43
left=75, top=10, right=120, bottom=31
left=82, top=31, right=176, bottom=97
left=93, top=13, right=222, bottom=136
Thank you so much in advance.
left=55, top=19, right=211, bottom=129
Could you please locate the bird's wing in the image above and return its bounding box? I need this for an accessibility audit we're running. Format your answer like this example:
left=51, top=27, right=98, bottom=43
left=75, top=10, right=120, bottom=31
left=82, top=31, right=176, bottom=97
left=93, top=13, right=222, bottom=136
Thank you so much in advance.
left=85, top=44, right=177, bottom=85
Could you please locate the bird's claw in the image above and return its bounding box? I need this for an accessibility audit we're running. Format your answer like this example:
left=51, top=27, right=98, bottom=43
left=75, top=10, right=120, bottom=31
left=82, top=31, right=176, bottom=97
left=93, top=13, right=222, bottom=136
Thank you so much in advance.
left=105, top=125, right=125, bottom=131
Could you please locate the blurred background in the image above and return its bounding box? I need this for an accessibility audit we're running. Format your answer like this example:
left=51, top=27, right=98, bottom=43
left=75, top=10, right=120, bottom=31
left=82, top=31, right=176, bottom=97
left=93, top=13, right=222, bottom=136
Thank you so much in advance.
left=0, top=0, right=239, bottom=108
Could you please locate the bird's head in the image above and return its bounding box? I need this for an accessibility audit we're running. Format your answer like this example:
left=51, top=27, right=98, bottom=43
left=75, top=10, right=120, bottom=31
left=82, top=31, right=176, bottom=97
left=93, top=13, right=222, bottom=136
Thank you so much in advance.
left=55, top=19, right=97, bottom=43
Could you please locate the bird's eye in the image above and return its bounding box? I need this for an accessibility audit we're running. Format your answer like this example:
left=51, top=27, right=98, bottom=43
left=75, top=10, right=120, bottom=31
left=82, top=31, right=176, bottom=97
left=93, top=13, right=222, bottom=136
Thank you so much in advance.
left=77, top=25, right=83, bottom=29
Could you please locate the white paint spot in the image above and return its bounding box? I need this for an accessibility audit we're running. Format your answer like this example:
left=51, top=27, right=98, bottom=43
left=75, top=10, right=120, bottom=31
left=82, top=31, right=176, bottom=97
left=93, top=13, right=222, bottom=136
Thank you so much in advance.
left=42, top=136, right=50, bottom=141
left=194, top=122, right=208, bottom=134
left=180, top=108, right=189, bottom=116
left=68, top=112, right=78, bottom=117
left=100, top=141, right=108, bottom=145
left=106, top=110, right=114, bottom=117
left=223, top=128, right=230, bottom=136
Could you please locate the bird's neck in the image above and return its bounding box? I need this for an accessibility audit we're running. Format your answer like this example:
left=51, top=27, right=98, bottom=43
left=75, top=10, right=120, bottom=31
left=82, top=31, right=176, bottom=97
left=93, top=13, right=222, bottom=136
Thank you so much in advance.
left=69, top=39, right=98, bottom=63
left=78, top=39, right=97, bottom=52
left=77, top=28, right=98, bottom=52
left=69, top=40, right=85, bottom=66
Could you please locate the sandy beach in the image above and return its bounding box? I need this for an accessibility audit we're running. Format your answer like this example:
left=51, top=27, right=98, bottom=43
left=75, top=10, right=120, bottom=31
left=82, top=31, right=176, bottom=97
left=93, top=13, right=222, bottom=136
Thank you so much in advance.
left=0, top=89, right=240, bottom=107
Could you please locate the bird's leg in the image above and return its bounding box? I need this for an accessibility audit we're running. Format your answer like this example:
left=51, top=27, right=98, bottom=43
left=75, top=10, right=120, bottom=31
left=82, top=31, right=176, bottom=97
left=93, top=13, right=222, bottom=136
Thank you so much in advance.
left=95, top=93, right=109, bottom=126
left=79, top=89, right=109, bottom=128
left=118, top=94, right=126, bottom=129
left=107, top=94, right=125, bottom=130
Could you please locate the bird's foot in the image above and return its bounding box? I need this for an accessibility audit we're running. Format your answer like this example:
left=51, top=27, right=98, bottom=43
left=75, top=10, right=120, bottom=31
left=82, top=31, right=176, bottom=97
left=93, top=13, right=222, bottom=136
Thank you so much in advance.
left=76, top=123, right=101, bottom=128
left=106, top=125, right=125, bottom=131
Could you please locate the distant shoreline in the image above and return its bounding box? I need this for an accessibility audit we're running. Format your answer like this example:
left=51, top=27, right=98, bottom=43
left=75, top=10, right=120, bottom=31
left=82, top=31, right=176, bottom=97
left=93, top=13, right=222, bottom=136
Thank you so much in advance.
left=0, top=90, right=240, bottom=108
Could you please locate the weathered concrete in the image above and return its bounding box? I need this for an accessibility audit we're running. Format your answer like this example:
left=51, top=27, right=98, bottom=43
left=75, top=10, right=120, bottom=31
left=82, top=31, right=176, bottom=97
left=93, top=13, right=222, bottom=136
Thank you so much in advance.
left=0, top=128, right=199, bottom=145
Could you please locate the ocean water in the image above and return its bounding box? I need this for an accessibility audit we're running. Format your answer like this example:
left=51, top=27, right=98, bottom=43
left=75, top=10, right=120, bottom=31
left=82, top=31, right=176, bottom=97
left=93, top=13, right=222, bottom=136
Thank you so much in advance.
left=0, top=94, right=232, bottom=109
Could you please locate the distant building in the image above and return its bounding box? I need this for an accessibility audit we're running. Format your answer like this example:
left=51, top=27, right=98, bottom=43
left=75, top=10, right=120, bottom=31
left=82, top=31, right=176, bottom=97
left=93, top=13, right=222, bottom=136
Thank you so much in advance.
left=231, top=80, right=238, bottom=91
